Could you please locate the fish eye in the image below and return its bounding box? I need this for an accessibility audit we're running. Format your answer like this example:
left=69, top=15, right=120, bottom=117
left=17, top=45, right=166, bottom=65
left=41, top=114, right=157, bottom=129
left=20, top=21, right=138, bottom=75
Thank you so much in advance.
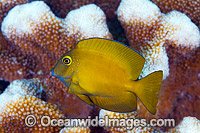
left=62, top=56, right=72, bottom=65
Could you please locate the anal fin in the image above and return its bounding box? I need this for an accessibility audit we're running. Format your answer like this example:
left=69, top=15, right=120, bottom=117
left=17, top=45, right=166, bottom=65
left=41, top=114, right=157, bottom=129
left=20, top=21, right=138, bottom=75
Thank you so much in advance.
left=76, top=94, right=93, bottom=106
left=68, top=83, right=93, bottom=106
left=89, top=92, right=137, bottom=113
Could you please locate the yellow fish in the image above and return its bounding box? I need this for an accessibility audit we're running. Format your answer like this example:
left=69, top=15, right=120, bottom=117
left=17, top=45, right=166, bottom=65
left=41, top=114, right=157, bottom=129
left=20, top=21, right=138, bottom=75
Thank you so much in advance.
left=51, top=38, right=163, bottom=114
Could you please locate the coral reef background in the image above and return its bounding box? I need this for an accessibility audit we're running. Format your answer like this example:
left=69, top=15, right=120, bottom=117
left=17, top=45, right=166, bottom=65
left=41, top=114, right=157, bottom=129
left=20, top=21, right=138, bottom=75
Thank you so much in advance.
left=0, top=0, right=200, bottom=132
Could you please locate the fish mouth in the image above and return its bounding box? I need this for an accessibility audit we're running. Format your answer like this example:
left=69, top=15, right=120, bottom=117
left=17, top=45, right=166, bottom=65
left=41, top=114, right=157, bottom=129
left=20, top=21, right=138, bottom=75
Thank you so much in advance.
left=50, top=68, right=57, bottom=77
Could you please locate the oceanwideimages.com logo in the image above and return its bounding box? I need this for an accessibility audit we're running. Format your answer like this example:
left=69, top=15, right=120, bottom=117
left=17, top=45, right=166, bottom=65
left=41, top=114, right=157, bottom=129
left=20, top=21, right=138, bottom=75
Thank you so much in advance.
left=25, top=115, right=175, bottom=130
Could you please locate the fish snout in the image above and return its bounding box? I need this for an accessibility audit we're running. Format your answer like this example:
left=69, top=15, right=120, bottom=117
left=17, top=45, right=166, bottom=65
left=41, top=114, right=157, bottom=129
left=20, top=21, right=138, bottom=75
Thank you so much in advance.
left=50, top=68, right=56, bottom=76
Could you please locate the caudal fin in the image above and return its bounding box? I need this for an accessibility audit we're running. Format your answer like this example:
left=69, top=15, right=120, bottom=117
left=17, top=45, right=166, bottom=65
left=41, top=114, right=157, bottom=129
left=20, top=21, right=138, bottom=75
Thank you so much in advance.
left=135, top=71, right=163, bottom=115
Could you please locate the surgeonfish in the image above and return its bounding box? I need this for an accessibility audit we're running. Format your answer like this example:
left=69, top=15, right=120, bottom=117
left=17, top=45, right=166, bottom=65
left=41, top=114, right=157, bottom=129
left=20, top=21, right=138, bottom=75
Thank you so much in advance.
left=50, top=38, right=163, bottom=115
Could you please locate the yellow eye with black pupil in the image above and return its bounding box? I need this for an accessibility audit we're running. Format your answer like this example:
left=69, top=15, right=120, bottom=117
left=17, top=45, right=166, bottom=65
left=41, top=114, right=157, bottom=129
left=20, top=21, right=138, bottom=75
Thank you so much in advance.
left=62, top=56, right=72, bottom=65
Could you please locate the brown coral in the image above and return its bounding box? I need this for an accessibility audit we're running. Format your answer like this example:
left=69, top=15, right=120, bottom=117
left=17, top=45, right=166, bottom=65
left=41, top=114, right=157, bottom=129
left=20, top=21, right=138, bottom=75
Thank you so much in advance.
left=0, top=96, right=64, bottom=132
left=0, top=1, right=112, bottom=118
left=151, top=0, right=200, bottom=28
left=0, top=79, right=65, bottom=132
left=0, top=0, right=28, bottom=24
left=117, top=0, right=200, bottom=130
left=99, top=109, right=161, bottom=132
left=1, top=0, right=200, bottom=132
left=168, top=117, right=200, bottom=133
left=118, top=0, right=199, bottom=80
left=40, top=0, right=95, bottom=18
left=60, top=127, right=90, bottom=133
left=39, top=0, right=120, bottom=19
left=0, top=0, right=120, bottom=21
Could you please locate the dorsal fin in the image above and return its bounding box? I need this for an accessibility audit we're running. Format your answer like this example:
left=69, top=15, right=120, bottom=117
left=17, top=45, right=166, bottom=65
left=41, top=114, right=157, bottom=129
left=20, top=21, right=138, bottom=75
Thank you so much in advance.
left=76, top=38, right=145, bottom=80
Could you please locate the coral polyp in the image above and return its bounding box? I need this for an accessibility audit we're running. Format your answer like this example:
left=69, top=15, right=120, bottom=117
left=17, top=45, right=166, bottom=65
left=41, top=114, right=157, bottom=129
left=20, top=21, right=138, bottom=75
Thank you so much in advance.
left=151, top=0, right=200, bottom=29
left=0, top=79, right=65, bottom=132
left=118, top=0, right=200, bottom=80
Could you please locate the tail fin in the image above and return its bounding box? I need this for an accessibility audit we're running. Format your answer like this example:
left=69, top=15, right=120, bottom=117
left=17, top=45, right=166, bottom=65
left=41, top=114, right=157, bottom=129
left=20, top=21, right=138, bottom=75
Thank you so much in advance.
left=135, top=71, right=163, bottom=115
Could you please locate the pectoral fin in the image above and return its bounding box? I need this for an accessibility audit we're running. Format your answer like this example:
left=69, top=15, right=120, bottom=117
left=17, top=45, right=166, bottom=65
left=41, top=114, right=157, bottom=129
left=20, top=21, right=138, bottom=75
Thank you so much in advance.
left=68, top=82, right=89, bottom=94
left=89, top=92, right=137, bottom=113
left=76, top=94, right=93, bottom=106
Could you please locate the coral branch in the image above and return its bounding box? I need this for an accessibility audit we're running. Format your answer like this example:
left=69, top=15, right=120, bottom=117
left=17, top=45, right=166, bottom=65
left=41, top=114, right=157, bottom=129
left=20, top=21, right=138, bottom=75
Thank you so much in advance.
left=1, top=1, right=112, bottom=118
left=0, top=79, right=65, bottom=132
left=151, top=0, right=200, bottom=28
left=117, top=0, right=200, bottom=129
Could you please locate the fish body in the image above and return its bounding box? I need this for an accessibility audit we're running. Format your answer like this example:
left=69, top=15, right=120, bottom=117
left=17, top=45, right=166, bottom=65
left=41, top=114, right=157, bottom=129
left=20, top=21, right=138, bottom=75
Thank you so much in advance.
left=51, top=38, right=163, bottom=114
left=72, top=49, right=134, bottom=96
